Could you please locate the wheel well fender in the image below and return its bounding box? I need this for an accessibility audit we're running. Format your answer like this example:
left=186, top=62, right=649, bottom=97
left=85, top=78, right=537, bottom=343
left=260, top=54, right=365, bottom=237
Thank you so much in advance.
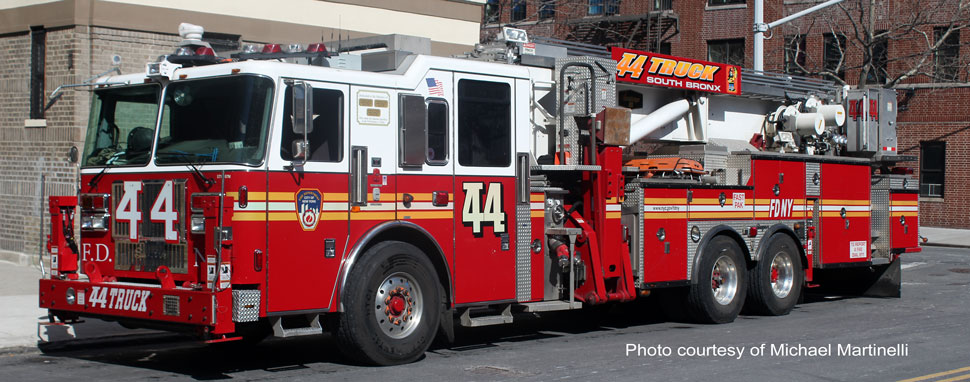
left=336, top=221, right=453, bottom=312
left=690, top=225, right=751, bottom=284
left=755, top=224, right=806, bottom=269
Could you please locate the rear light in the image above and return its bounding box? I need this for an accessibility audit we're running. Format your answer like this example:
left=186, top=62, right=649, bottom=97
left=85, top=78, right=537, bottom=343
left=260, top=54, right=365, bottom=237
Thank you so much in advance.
left=891, top=167, right=914, bottom=175
left=80, top=213, right=109, bottom=231
left=307, top=43, right=327, bottom=53
left=432, top=191, right=449, bottom=207
left=65, top=287, right=76, bottom=305
left=238, top=186, right=249, bottom=208
left=262, top=44, right=282, bottom=53
left=195, top=46, right=215, bottom=56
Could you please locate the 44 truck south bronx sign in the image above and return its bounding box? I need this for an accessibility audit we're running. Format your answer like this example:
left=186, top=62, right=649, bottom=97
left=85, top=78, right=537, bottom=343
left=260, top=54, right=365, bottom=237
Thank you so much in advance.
left=611, top=47, right=742, bottom=95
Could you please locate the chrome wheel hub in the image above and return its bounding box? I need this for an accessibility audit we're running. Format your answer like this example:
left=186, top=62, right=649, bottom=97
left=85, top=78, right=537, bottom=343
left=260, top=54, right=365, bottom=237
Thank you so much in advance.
left=374, top=272, right=423, bottom=339
left=711, top=255, right=739, bottom=305
left=770, top=252, right=795, bottom=298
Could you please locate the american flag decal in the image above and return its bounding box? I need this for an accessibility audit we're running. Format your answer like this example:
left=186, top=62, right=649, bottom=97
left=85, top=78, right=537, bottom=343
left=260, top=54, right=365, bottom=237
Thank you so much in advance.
left=426, top=78, right=444, bottom=96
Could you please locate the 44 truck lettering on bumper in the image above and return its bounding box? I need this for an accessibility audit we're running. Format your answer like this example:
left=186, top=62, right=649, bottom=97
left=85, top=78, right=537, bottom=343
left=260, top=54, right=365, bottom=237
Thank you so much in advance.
left=87, top=286, right=150, bottom=312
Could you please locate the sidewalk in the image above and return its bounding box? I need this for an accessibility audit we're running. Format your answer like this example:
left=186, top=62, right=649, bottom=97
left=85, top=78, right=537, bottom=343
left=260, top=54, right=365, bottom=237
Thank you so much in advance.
left=0, top=260, right=161, bottom=351
left=919, top=226, right=970, bottom=248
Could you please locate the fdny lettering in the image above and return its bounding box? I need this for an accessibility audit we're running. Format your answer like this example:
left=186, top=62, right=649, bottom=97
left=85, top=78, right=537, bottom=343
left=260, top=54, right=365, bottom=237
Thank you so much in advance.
left=616, top=52, right=719, bottom=82
left=87, top=286, right=149, bottom=312
left=462, top=182, right=507, bottom=234
left=769, top=199, right=795, bottom=218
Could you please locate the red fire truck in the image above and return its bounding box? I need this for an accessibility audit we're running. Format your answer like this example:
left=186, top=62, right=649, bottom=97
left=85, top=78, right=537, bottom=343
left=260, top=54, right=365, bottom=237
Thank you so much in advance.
left=40, top=26, right=919, bottom=365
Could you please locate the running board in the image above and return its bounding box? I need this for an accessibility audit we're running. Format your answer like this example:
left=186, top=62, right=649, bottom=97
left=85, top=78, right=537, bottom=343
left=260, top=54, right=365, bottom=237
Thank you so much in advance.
left=519, top=301, right=583, bottom=312
left=271, top=315, right=322, bottom=338
left=459, top=305, right=513, bottom=327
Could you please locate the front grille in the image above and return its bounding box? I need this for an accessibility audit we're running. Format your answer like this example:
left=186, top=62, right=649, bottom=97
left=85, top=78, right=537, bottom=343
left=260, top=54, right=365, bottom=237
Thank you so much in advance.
left=111, top=179, right=189, bottom=274
left=115, top=241, right=188, bottom=273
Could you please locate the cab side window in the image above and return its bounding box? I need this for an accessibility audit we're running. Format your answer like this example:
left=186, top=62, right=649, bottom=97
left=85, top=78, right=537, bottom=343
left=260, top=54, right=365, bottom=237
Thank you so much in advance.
left=281, top=86, right=344, bottom=162
left=457, top=79, right=510, bottom=167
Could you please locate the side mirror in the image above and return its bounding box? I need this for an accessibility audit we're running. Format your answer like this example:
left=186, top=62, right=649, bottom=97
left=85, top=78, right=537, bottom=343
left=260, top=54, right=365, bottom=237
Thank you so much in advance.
left=290, top=81, right=313, bottom=165
left=68, top=146, right=79, bottom=164
left=291, top=82, right=314, bottom=135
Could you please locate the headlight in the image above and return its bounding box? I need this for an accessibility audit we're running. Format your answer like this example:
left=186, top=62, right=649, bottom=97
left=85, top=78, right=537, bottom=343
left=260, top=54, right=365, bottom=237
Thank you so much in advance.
left=690, top=226, right=701, bottom=243
left=80, top=213, right=108, bottom=231
left=66, top=287, right=76, bottom=305
left=190, top=215, right=205, bottom=234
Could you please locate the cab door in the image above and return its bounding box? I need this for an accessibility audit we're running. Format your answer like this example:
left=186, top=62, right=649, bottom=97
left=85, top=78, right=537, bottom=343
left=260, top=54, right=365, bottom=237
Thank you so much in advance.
left=452, top=74, right=517, bottom=304
left=266, top=80, right=350, bottom=313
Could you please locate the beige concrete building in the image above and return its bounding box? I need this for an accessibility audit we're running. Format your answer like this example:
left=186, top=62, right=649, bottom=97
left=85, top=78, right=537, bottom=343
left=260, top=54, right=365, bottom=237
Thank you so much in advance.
left=0, top=0, right=484, bottom=265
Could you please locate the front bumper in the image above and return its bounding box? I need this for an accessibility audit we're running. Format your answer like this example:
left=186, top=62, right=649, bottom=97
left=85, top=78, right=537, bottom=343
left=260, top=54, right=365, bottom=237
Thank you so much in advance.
left=39, top=278, right=235, bottom=335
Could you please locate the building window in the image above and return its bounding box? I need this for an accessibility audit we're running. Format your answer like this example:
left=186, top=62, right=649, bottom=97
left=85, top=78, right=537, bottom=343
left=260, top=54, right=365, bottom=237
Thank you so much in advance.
left=657, top=42, right=671, bottom=55
left=934, top=27, right=960, bottom=82
left=784, top=34, right=806, bottom=75
left=655, top=0, right=673, bottom=11
left=30, top=26, right=46, bottom=120
left=484, top=0, right=500, bottom=24
left=708, top=39, right=744, bottom=67
left=539, top=0, right=556, bottom=20
left=920, top=141, right=945, bottom=197
left=589, top=0, right=620, bottom=16
left=458, top=79, right=511, bottom=167
left=866, top=34, right=888, bottom=84
left=709, top=0, right=745, bottom=6
left=823, top=33, right=846, bottom=80
left=511, top=0, right=527, bottom=22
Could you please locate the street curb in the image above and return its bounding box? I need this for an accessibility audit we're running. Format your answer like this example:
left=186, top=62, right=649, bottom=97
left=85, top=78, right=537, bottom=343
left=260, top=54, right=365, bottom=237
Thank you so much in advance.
left=920, top=243, right=970, bottom=249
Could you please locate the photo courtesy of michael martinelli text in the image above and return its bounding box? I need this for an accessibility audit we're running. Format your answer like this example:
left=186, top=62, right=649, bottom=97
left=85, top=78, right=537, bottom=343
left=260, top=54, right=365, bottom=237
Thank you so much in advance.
left=626, top=343, right=910, bottom=360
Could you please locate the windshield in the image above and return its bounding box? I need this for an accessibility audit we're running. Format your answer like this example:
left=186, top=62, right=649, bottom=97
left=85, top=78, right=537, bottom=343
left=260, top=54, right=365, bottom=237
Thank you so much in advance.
left=81, top=84, right=161, bottom=167
left=155, top=75, right=274, bottom=166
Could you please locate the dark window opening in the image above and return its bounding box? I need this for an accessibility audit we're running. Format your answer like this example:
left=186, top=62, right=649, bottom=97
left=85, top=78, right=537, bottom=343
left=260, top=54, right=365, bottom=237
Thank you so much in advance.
left=785, top=34, right=807, bottom=75
left=539, top=0, right=556, bottom=20
left=458, top=79, right=510, bottom=167
left=655, top=0, right=673, bottom=11
left=709, top=0, right=745, bottom=6
left=485, top=0, right=500, bottom=24
left=589, top=0, right=620, bottom=16
left=823, top=33, right=846, bottom=80
left=511, top=0, right=527, bottom=22
left=708, top=38, right=744, bottom=67
left=920, top=141, right=945, bottom=197
left=657, top=42, right=672, bottom=55
left=30, top=26, right=46, bottom=120
left=934, top=27, right=960, bottom=82
left=866, top=33, right=888, bottom=85
left=281, top=86, right=344, bottom=163
left=427, top=101, right=448, bottom=165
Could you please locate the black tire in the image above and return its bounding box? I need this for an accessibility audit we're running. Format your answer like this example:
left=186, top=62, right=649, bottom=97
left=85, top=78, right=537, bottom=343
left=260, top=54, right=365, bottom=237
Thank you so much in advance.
left=745, top=234, right=804, bottom=316
left=335, top=241, right=441, bottom=365
left=685, top=236, right=747, bottom=324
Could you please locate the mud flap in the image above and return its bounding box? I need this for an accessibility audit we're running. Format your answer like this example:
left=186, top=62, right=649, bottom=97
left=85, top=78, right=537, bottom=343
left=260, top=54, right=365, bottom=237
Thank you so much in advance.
left=811, top=258, right=901, bottom=298
left=437, top=308, right=455, bottom=344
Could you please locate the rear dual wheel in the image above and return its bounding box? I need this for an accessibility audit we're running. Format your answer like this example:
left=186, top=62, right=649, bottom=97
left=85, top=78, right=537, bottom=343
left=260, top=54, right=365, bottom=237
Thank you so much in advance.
left=746, top=235, right=803, bottom=316
left=335, top=241, right=441, bottom=366
left=685, top=236, right=747, bottom=324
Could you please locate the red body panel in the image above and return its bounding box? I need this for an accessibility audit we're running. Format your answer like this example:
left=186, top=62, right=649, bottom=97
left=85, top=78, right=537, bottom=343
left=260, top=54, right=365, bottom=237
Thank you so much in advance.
left=753, top=159, right=806, bottom=221
left=890, top=191, right=919, bottom=251
left=642, top=188, right=689, bottom=283
left=453, top=176, right=516, bottom=304
left=264, top=170, right=347, bottom=313
left=819, top=163, right=871, bottom=264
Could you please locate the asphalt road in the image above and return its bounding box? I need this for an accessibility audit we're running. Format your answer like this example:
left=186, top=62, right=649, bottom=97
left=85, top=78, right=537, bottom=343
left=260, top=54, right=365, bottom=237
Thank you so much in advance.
left=2, top=246, right=968, bottom=381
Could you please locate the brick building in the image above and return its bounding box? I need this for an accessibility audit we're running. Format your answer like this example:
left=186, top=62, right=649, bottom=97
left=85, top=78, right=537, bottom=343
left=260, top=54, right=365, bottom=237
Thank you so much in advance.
left=0, top=0, right=485, bottom=265
left=482, top=0, right=970, bottom=229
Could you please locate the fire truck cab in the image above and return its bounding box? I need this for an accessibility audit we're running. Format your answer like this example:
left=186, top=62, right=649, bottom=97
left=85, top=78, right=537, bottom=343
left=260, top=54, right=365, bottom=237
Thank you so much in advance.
left=40, top=25, right=919, bottom=365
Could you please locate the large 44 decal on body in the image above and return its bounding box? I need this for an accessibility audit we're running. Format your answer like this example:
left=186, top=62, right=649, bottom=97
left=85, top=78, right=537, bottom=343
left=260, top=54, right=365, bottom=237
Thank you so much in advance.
left=115, top=180, right=181, bottom=242
left=461, top=182, right=507, bottom=235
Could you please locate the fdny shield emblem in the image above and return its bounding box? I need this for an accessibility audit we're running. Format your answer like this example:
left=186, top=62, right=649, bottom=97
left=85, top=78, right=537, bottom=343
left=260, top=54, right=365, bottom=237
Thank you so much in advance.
left=296, top=189, right=322, bottom=231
